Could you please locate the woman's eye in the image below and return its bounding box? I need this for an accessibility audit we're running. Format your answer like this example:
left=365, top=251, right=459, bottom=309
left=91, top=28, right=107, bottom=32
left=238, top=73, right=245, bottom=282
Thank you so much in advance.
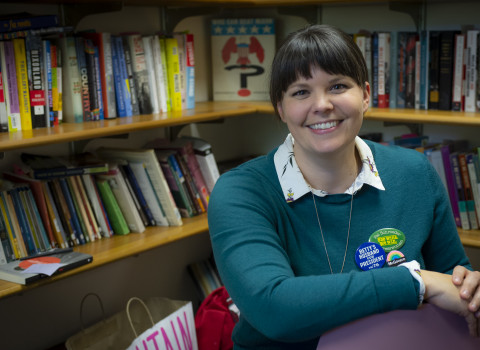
left=292, top=89, right=308, bottom=97
left=331, top=84, right=347, bottom=91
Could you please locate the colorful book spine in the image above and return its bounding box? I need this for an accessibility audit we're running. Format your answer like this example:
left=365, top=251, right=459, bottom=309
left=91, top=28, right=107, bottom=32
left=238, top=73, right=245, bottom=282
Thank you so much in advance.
left=377, top=32, right=390, bottom=108
left=122, top=36, right=140, bottom=115
left=25, top=34, right=47, bottom=128
left=75, top=36, right=92, bottom=121
left=458, top=153, right=478, bottom=229
left=152, top=35, right=169, bottom=113
left=0, top=48, right=8, bottom=132
left=58, top=178, right=86, bottom=245
left=452, top=33, right=465, bottom=111
left=1, top=41, right=21, bottom=131
left=13, top=38, right=32, bottom=130
left=465, top=30, right=479, bottom=112
left=60, top=36, right=83, bottom=123
left=42, top=39, right=53, bottom=126
left=165, top=36, right=182, bottom=111
left=185, top=33, right=195, bottom=109
left=0, top=15, right=59, bottom=33
left=95, top=178, right=130, bottom=235
left=111, top=35, right=130, bottom=117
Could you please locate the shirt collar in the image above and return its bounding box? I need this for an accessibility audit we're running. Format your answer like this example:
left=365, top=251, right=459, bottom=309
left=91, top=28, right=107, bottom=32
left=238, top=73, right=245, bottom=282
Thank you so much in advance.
left=274, top=134, right=385, bottom=202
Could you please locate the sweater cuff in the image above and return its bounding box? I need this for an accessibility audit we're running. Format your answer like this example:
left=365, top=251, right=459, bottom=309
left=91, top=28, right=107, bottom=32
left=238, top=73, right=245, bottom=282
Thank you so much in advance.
left=399, top=260, right=425, bottom=305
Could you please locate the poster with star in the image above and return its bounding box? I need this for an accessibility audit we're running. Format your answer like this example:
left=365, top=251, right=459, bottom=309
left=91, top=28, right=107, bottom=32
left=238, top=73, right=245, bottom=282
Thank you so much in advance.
left=211, top=18, right=275, bottom=101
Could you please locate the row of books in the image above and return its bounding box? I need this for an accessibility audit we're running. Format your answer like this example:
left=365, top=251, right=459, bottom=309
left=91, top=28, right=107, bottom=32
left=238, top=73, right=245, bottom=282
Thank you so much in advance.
left=0, top=26, right=195, bottom=132
left=0, top=136, right=220, bottom=264
left=398, top=135, right=480, bottom=231
left=188, top=256, right=223, bottom=300
left=354, top=28, right=480, bottom=112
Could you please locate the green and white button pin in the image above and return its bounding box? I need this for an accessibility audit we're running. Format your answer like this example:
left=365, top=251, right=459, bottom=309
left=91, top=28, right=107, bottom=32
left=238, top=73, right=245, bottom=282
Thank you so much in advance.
left=369, top=228, right=406, bottom=252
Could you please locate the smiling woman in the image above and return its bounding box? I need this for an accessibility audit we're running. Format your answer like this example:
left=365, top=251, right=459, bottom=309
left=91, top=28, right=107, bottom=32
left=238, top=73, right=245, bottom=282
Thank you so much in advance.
left=207, top=24, right=480, bottom=350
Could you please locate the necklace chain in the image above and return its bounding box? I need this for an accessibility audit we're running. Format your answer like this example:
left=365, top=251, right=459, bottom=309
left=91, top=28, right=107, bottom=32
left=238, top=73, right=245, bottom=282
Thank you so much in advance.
left=311, top=192, right=354, bottom=274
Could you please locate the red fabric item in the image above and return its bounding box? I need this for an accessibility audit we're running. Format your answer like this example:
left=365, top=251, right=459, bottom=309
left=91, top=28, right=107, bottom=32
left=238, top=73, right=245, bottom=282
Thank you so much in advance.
left=195, top=286, right=236, bottom=350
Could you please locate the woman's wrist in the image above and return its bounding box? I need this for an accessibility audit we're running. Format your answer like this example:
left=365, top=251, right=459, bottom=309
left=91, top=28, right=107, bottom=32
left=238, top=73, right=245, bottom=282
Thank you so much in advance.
left=399, top=260, right=425, bottom=305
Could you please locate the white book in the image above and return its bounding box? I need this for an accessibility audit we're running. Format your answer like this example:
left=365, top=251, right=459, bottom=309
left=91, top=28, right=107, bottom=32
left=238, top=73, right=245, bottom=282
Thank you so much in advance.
left=465, top=30, right=479, bottom=112
left=97, top=148, right=182, bottom=226
left=142, top=36, right=160, bottom=114
left=97, top=166, right=146, bottom=233
left=81, top=174, right=113, bottom=238
left=151, top=35, right=169, bottom=113
left=60, top=36, right=83, bottom=123
left=129, top=162, right=169, bottom=226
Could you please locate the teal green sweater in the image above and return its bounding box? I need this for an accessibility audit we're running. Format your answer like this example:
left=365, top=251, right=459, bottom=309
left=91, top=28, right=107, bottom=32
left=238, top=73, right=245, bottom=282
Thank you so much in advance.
left=208, top=140, right=471, bottom=349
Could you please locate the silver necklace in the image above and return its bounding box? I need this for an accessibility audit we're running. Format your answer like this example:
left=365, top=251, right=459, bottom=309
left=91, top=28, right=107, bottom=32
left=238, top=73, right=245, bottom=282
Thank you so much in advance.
left=311, top=191, right=354, bottom=274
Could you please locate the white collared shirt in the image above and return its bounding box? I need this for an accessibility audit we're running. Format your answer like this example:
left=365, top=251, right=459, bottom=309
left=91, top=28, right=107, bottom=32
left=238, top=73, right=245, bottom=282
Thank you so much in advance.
left=274, top=134, right=385, bottom=202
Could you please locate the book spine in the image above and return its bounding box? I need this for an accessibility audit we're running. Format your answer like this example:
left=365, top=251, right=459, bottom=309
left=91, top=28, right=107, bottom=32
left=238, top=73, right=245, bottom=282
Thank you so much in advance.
left=466, top=154, right=480, bottom=226
left=127, top=34, right=153, bottom=115
left=60, top=36, right=83, bottom=123
left=58, top=178, right=86, bottom=244
left=111, top=35, right=128, bottom=117
left=165, top=36, right=183, bottom=111
left=438, top=31, right=455, bottom=111
left=158, top=37, right=171, bottom=111
left=84, top=39, right=100, bottom=121
left=419, top=30, right=429, bottom=110
left=0, top=203, right=16, bottom=263
left=66, top=176, right=93, bottom=243
left=371, top=32, right=378, bottom=107
left=75, top=36, right=92, bottom=121
left=100, top=33, right=116, bottom=119
left=185, top=33, right=195, bottom=109
left=118, top=166, right=149, bottom=227
left=428, top=31, right=441, bottom=109
left=24, top=188, right=51, bottom=251
left=173, top=33, right=186, bottom=108
left=405, top=33, right=417, bottom=109
left=42, top=39, right=53, bottom=126
left=0, top=47, right=9, bottom=132
left=458, top=153, right=478, bottom=229
left=81, top=174, right=113, bottom=237
left=0, top=192, right=23, bottom=258
left=13, top=38, right=32, bottom=130
left=396, top=32, right=407, bottom=109
left=175, top=152, right=204, bottom=214
left=48, top=180, right=76, bottom=247
left=452, top=33, right=465, bottom=111
left=142, top=36, right=160, bottom=114
left=465, top=30, right=479, bottom=112
left=3, top=191, right=28, bottom=257
left=450, top=153, right=470, bottom=229
left=8, top=188, right=37, bottom=255
left=152, top=35, right=169, bottom=113
left=2, top=40, right=21, bottom=131
left=122, top=36, right=140, bottom=115
left=41, top=181, right=68, bottom=248
left=25, top=34, right=47, bottom=128
left=377, top=32, right=388, bottom=108
left=95, top=178, right=130, bottom=235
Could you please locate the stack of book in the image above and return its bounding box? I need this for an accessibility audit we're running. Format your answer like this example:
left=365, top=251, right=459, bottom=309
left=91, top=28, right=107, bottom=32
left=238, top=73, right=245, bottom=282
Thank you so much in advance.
left=353, top=28, right=480, bottom=112
left=0, top=136, right=220, bottom=263
left=0, top=13, right=195, bottom=133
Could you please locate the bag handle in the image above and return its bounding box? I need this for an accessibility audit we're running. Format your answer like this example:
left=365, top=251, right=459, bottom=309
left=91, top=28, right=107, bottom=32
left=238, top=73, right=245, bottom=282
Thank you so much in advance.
left=126, top=297, right=155, bottom=338
left=79, top=293, right=106, bottom=330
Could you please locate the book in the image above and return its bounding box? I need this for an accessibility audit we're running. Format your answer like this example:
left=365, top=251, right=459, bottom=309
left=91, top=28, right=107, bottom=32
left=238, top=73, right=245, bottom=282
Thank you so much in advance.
left=450, top=152, right=470, bottom=229
left=181, top=136, right=220, bottom=193
left=173, top=32, right=187, bottom=109
left=48, top=180, right=77, bottom=246
left=60, top=35, right=83, bottom=123
left=97, top=148, right=182, bottom=226
left=466, top=153, right=480, bottom=226
left=405, top=32, right=417, bottom=109
left=95, top=178, right=130, bottom=235
left=74, top=36, right=92, bottom=121
left=96, top=165, right=146, bottom=233
left=0, top=191, right=25, bottom=258
left=0, top=14, right=59, bottom=33
left=211, top=18, right=275, bottom=101
left=53, top=41, right=63, bottom=123
left=20, top=152, right=109, bottom=180
left=146, top=137, right=210, bottom=210
left=84, top=38, right=101, bottom=120
left=111, top=35, right=132, bottom=117
left=158, top=37, right=170, bottom=112
left=13, top=38, right=32, bottom=130
left=125, top=34, right=153, bottom=115
left=122, top=35, right=140, bottom=115
left=0, top=40, right=21, bottom=131
left=58, top=178, right=86, bottom=244
left=185, top=33, right=195, bottom=109
left=41, top=181, right=68, bottom=248
left=155, top=149, right=195, bottom=218
left=452, top=33, right=465, bottom=111
left=458, top=153, right=478, bottom=229
left=73, top=175, right=101, bottom=241
left=82, top=32, right=116, bottom=119
left=22, top=186, right=51, bottom=251
left=465, top=30, right=479, bottom=112
left=0, top=204, right=15, bottom=264
left=81, top=174, right=113, bottom=238
left=428, top=31, right=441, bottom=109
left=8, top=187, right=37, bottom=255
left=42, top=39, right=52, bottom=126
left=0, top=43, right=10, bottom=132
left=377, top=32, right=390, bottom=108
left=0, top=250, right=92, bottom=285
left=142, top=36, right=160, bottom=114
left=438, top=31, right=456, bottom=111
left=371, top=32, right=379, bottom=107
left=151, top=35, right=169, bottom=113
left=120, top=163, right=156, bottom=226
left=66, top=176, right=94, bottom=242
left=2, top=172, right=57, bottom=249
left=25, top=33, right=47, bottom=129
left=165, top=36, right=182, bottom=111
left=419, top=30, right=429, bottom=110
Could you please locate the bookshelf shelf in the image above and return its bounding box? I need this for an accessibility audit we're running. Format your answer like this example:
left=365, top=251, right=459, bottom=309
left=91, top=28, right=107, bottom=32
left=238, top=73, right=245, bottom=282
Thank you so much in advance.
left=2, top=101, right=480, bottom=152
left=0, top=213, right=209, bottom=299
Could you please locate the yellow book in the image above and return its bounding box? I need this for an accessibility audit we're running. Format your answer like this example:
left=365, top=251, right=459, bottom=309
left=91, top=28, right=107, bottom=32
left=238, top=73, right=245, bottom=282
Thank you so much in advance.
left=0, top=192, right=20, bottom=259
left=165, top=37, right=182, bottom=112
left=13, top=38, right=32, bottom=130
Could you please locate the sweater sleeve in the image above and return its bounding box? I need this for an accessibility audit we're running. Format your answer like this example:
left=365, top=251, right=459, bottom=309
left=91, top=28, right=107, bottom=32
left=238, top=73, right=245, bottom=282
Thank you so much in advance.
left=208, top=165, right=420, bottom=343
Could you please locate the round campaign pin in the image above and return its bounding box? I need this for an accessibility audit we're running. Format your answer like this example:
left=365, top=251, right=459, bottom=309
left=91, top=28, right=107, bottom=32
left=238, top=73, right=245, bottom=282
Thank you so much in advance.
left=386, top=250, right=407, bottom=267
left=369, top=228, right=406, bottom=252
left=355, top=242, right=386, bottom=271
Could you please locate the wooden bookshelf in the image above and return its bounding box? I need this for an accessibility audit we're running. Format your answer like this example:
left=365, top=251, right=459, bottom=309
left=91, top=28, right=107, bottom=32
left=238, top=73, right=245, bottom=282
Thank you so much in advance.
left=0, top=213, right=209, bottom=299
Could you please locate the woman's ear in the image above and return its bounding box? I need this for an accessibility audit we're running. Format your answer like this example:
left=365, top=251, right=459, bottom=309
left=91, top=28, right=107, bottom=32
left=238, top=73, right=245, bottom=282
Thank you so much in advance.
left=277, top=102, right=286, bottom=122
left=363, top=82, right=370, bottom=112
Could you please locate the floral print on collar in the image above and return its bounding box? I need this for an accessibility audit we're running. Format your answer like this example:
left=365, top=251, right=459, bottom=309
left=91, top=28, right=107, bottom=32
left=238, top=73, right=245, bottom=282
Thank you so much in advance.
left=274, top=134, right=385, bottom=202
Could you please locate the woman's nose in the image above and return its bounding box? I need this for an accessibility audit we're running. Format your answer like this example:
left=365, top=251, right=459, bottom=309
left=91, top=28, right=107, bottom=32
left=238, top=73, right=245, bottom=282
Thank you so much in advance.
left=311, top=92, right=334, bottom=113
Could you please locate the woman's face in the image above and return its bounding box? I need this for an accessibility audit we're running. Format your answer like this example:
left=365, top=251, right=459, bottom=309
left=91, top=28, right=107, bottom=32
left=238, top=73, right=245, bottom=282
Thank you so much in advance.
left=277, top=67, right=370, bottom=160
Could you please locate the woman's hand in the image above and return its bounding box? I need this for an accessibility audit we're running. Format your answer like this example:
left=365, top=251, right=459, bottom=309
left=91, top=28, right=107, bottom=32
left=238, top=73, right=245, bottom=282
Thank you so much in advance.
left=452, top=265, right=480, bottom=316
left=422, top=270, right=480, bottom=337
